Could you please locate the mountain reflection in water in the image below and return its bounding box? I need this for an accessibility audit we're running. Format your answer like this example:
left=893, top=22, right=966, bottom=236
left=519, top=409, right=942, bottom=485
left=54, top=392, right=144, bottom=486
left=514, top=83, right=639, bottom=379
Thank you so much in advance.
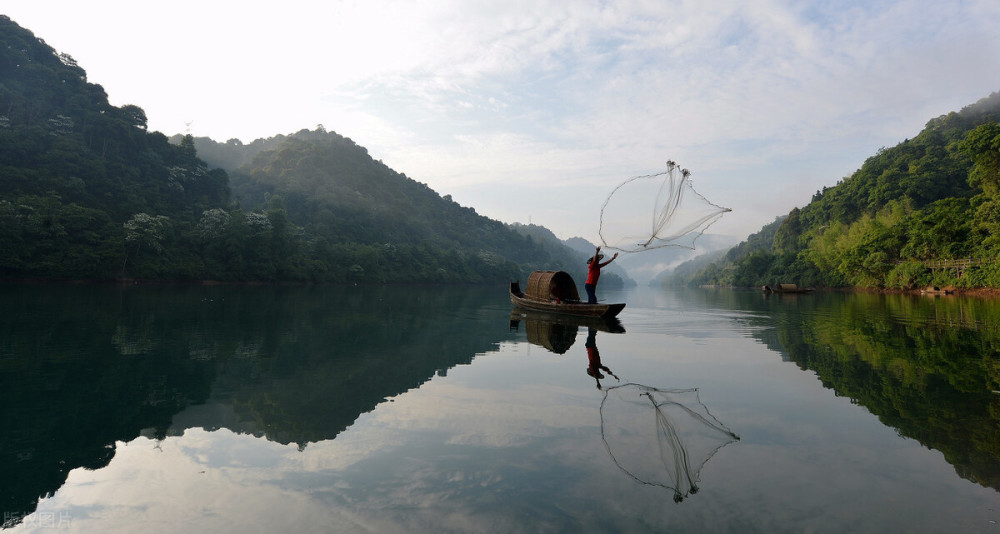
left=1, top=284, right=998, bottom=532
left=0, top=283, right=513, bottom=526
left=700, top=288, right=1000, bottom=491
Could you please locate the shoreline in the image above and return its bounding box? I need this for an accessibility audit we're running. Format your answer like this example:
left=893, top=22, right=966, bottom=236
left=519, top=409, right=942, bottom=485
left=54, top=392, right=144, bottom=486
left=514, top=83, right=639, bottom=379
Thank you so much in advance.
left=848, top=285, right=1000, bottom=298
left=6, top=278, right=1000, bottom=297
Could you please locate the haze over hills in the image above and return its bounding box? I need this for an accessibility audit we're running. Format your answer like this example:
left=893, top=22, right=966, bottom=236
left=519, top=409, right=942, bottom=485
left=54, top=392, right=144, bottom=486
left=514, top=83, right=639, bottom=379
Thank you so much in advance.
left=190, top=131, right=633, bottom=287
left=0, top=16, right=617, bottom=285
left=612, top=233, right=740, bottom=285
left=562, top=232, right=737, bottom=285
left=513, top=225, right=631, bottom=286
left=185, top=133, right=628, bottom=287
left=6, top=13, right=999, bottom=291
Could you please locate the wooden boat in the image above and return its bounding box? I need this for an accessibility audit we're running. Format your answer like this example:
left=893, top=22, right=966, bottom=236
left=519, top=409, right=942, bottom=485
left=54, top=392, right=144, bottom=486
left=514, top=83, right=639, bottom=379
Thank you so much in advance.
left=763, top=283, right=813, bottom=294
left=920, top=285, right=954, bottom=295
left=510, top=270, right=626, bottom=319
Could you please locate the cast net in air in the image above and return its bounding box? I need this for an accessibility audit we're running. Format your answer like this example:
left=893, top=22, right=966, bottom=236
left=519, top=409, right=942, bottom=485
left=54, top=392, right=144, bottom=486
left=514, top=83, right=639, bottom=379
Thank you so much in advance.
left=600, top=383, right=740, bottom=502
left=599, top=161, right=731, bottom=253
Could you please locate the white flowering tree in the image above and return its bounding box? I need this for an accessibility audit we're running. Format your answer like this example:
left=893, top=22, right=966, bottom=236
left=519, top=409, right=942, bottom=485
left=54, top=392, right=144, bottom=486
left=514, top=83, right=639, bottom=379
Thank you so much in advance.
left=244, top=211, right=273, bottom=236
left=198, top=208, right=231, bottom=240
left=122, top=213, right=170, bottom=276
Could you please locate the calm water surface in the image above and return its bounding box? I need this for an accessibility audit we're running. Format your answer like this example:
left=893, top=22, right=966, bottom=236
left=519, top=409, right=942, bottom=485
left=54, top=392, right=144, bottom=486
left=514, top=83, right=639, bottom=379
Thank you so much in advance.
left=2, top=284, right=999, bottom=533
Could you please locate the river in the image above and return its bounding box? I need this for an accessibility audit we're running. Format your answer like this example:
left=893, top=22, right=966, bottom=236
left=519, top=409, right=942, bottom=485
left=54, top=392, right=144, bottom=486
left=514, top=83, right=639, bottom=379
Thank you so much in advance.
left=2, top=283, right=998, bottom=533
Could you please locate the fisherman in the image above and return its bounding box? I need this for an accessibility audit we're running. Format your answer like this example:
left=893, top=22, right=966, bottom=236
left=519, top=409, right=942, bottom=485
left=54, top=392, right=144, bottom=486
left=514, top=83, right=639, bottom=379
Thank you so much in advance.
left=585, top=246, right=618, bottom=304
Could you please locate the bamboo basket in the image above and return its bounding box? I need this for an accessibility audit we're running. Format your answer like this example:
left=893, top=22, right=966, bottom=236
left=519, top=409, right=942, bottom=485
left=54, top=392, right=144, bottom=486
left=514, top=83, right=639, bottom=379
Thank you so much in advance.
left=525, top=270, right=581, bottom=302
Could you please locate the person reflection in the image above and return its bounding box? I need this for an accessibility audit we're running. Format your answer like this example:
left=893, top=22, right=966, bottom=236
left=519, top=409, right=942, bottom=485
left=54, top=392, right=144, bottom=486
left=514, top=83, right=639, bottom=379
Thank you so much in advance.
left=585, top=327, right=618, bottom=389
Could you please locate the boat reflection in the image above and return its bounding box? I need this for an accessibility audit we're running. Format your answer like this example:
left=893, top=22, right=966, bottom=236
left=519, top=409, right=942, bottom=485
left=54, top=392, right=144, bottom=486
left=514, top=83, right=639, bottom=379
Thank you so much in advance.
left=509, top=308, right=625, bottom=354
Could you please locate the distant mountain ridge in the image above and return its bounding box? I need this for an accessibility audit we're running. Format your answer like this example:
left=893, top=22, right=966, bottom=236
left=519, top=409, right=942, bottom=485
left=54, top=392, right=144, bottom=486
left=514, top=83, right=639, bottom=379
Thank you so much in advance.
left=185, top=130, right=593, bottom=283
left=613, top=233, right=739, bottom=285
left=0, top=16, right=591, bottom=283
left=509, top=224, right=630, bottom=287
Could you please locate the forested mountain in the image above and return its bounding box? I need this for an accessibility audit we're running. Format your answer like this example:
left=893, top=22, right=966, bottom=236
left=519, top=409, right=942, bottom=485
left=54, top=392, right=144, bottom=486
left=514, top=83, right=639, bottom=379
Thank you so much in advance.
left=681, top=91, right=1000, bottom=289
left=0, top=17, right=588, bottom=284
left=0, top=16, right=229, bottom=278
left=182, top=130, right=602, bottom=284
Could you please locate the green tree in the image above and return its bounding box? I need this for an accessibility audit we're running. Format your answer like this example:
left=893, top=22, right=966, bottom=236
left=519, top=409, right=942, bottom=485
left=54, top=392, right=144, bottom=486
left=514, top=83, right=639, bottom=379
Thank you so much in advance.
left=960, top=123, right=1000, bottom=196
left=118, top=104, right=148, bottom=130
left=122, top=213, right=169, bottom=276
left=900, top=198, right=971, bottom=260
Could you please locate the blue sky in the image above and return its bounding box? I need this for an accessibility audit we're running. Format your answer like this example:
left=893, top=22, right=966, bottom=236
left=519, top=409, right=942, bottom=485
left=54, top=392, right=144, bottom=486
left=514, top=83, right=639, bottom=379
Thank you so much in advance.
left=6, top=1, right=1000, bottom=244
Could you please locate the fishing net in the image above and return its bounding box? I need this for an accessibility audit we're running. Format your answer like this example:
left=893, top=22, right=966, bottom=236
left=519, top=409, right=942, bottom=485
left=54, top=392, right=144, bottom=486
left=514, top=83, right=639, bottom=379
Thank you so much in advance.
left=600, top=383, right=739, bottom=502
left=599, top=161, right=731, bottom=253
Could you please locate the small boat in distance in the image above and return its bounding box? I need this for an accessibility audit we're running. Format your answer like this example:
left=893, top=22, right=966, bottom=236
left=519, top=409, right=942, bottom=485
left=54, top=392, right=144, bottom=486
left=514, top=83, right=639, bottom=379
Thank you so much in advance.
left=762, top=283, right=813, bottom=294
left=920, top=285, right=954, bottom=295
left=510, top=270, right=626, bottom=319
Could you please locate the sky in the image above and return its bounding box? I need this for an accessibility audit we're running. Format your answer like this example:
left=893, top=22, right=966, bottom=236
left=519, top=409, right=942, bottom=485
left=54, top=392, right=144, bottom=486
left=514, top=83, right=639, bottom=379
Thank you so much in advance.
left=5, top=1, right=1000, bottom=244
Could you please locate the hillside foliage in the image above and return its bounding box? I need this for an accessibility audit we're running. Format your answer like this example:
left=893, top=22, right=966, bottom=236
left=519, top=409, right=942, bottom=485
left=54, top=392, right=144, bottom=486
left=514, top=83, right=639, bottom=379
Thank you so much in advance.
left=673, top=91, right=1000, bottom=289
left=0, top=17, right=592, bottom=285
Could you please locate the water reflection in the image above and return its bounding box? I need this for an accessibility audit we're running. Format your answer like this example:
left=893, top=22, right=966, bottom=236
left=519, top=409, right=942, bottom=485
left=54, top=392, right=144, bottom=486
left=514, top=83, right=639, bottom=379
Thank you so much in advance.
left=585, top=328, right=620, bottom=390
left=2, top=284, right=999, bottom=531
left=0, top=283, right=514, bottom=528
left=508, top=303, right=739, bottom=501
left=600, top=383, right=740, bottom=503
left=695, top=288, right=1000, bottom=492
left=508, top=308, right=625, bottom=355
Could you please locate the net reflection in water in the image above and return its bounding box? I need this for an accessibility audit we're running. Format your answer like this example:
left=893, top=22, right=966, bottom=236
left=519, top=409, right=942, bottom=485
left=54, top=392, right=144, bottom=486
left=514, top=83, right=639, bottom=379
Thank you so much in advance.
left=600, top=383, right=740, bottom=502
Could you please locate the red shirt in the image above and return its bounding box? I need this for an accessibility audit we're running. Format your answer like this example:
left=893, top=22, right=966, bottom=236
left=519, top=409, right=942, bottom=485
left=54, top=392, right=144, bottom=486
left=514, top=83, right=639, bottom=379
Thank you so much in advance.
left=586, top=260, right=601, bottom=285
left=587, top=346, right=600, bottom=367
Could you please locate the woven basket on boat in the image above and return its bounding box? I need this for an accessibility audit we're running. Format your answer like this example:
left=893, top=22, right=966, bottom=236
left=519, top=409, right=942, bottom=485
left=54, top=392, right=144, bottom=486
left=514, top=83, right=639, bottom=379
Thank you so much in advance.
left=525, top=270, right=580, bottom=302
